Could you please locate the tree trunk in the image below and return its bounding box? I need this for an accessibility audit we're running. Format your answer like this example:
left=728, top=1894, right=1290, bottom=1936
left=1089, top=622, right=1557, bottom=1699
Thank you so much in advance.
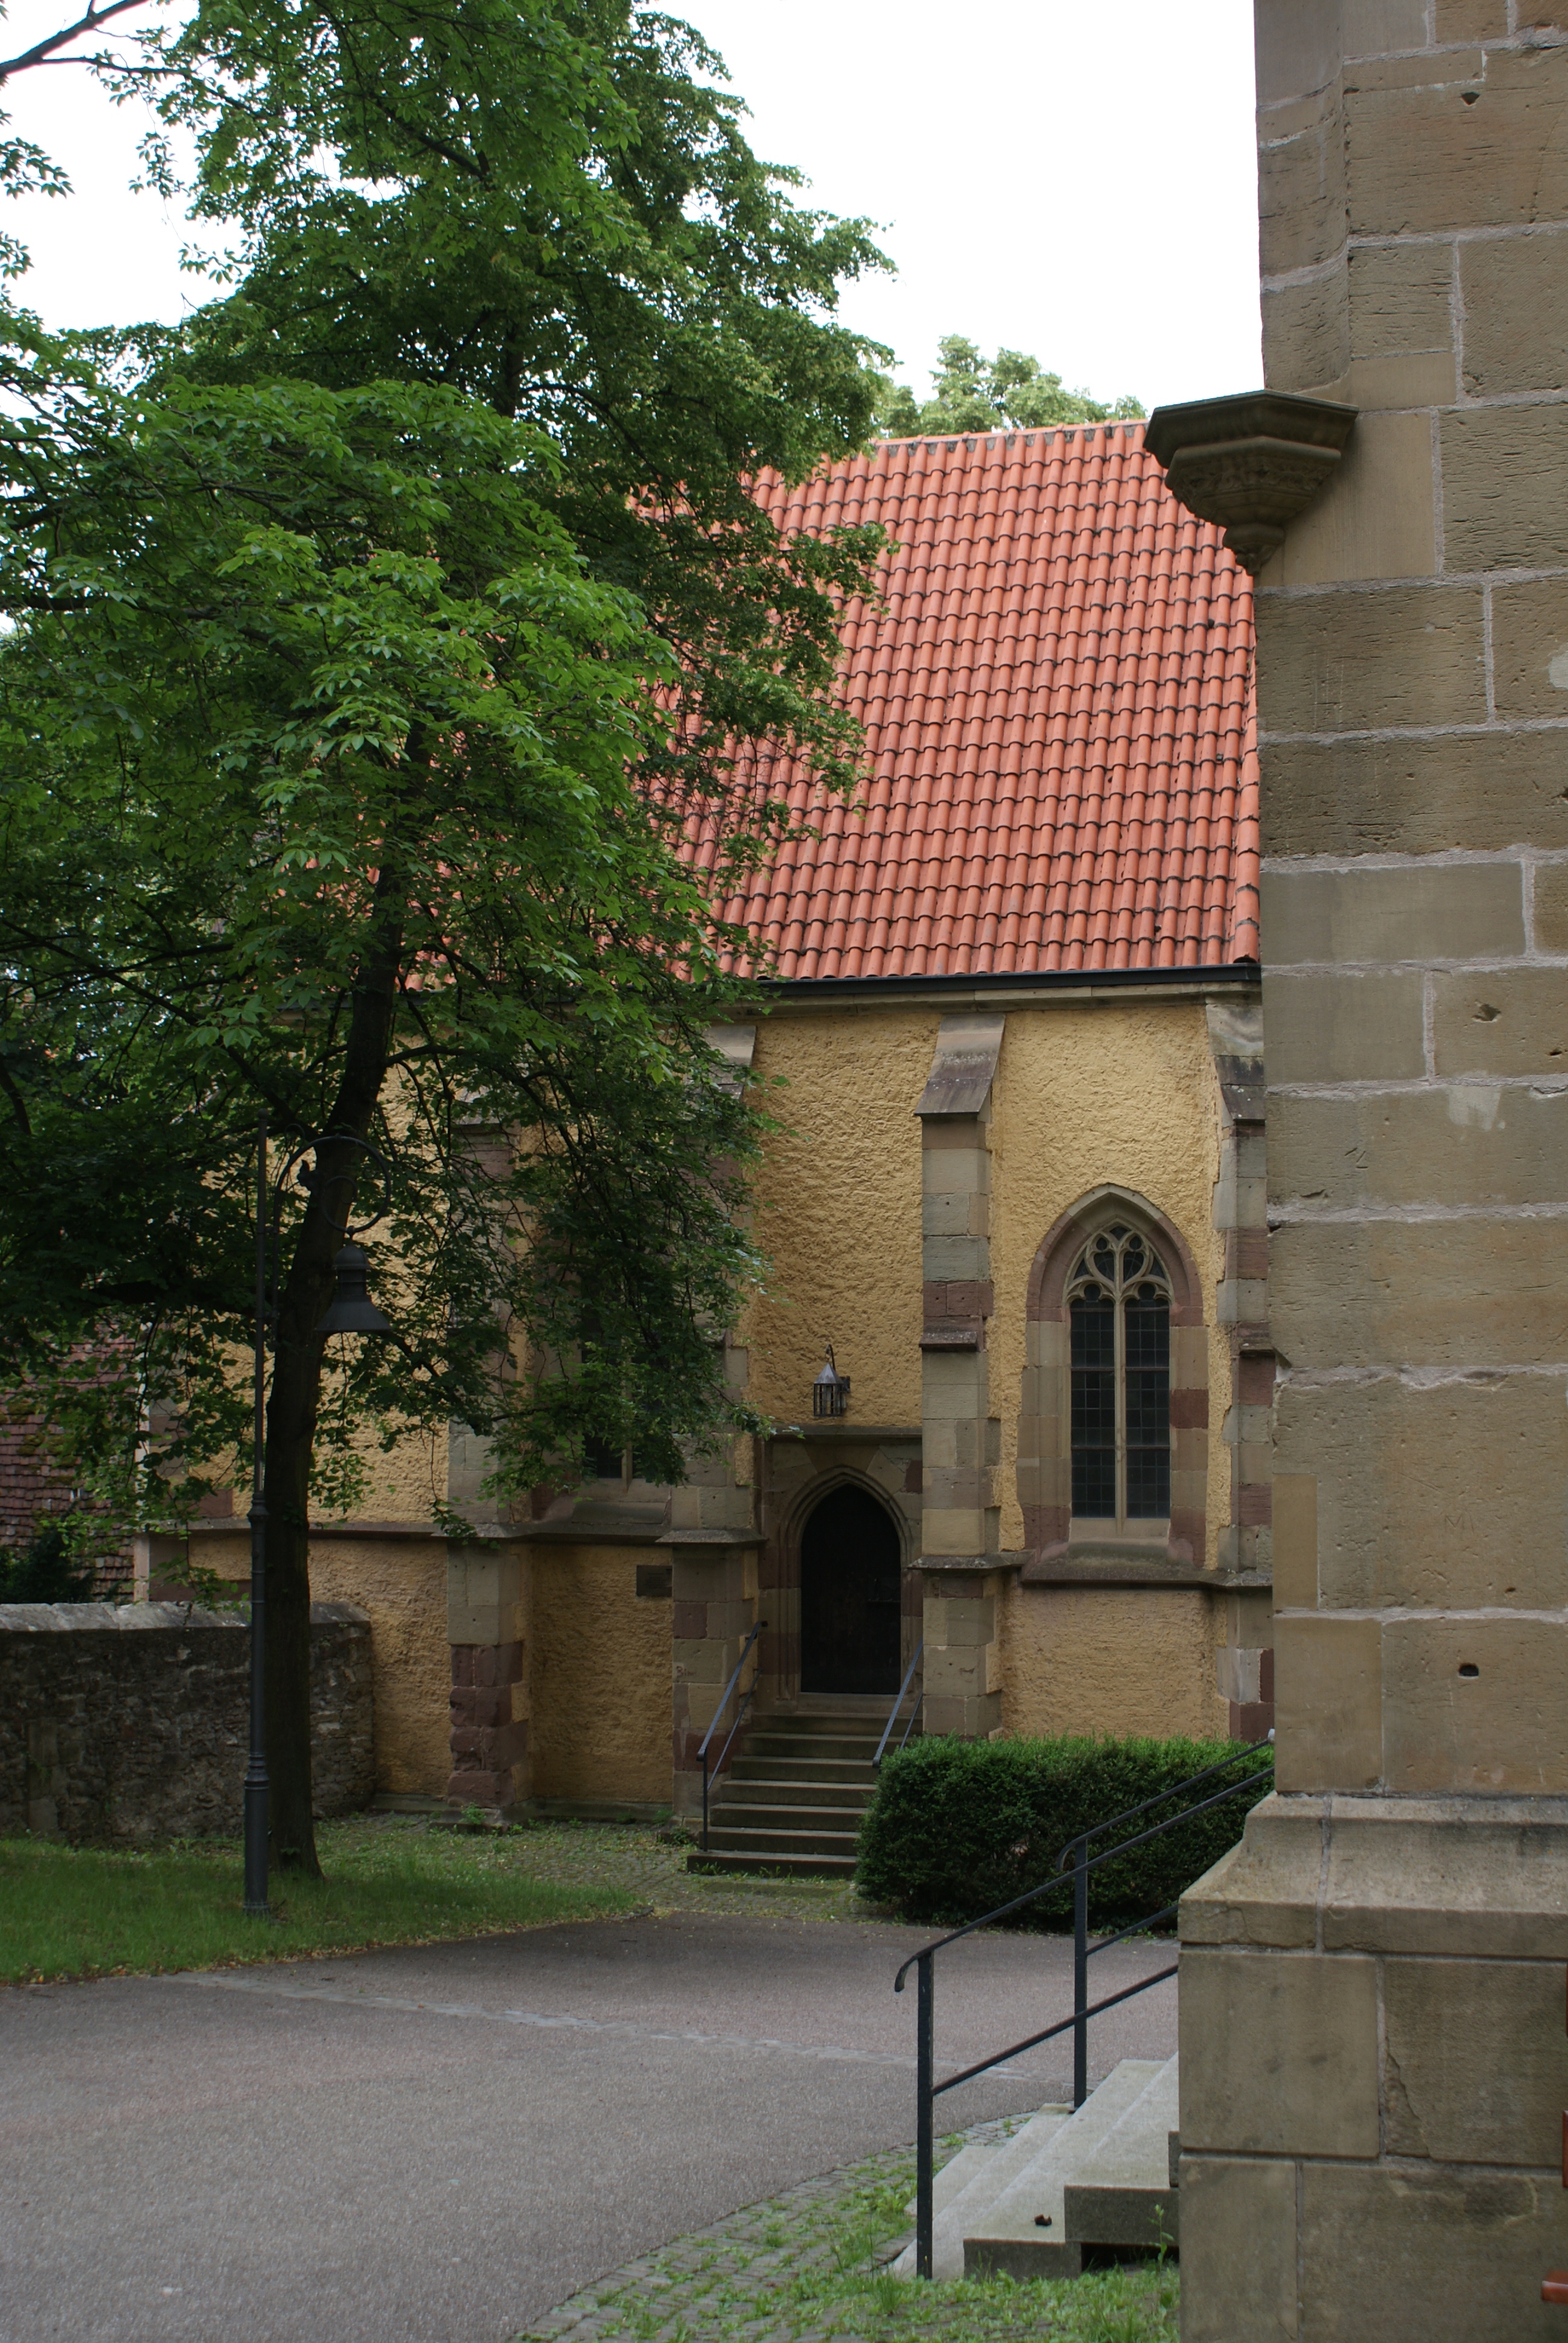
left=263, top=859, right=407, bottom=1875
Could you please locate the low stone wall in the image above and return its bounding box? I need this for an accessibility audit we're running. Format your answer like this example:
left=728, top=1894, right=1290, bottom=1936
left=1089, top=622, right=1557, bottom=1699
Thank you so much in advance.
left=0, top=1600, right=373, bottom=1841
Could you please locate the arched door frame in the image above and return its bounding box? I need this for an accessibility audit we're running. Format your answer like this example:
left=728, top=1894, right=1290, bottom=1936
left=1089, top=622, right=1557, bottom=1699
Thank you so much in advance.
left=780, top=1466, right=918, bottom=1701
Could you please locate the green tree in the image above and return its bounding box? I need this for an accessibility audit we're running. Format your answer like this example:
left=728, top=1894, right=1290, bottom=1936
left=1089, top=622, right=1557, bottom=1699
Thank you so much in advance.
left=0, top=1, right=890, bottom=1870
left=874, top=334, right=1143, bottom=437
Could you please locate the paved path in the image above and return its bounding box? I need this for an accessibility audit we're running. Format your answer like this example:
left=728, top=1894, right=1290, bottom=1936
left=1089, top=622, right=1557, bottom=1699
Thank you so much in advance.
left=0, top=1913, right=1177, bottom=2343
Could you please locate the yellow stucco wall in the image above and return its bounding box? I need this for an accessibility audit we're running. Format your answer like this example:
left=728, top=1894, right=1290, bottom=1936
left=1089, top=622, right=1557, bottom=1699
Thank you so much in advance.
left=988, top=998, right=1230, bottom=1561
left=185, top=1527, right=451, bottom=1799
left=742, top=1005, right=933, bottom=1427
left=528, top=1546, right=671, bottom=1804
left=307, top=1536, right=451, bottom=1797
left=345, top=1422, right=448, bottom=1524
left=183, top=991, right=1238, bottom=1798
left=747, top=992, right=1230, bottom=1560
left=1000, top=1581, right=1230, bottom=1742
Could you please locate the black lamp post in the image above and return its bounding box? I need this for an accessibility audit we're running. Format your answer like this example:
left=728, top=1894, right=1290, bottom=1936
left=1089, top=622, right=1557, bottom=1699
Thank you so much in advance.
left=244, top=1115, right=393, bottom=1918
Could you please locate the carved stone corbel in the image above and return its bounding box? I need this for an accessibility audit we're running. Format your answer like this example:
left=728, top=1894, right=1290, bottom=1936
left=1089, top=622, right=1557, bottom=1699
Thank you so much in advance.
left=1144, top=389, right=1357, bottom=574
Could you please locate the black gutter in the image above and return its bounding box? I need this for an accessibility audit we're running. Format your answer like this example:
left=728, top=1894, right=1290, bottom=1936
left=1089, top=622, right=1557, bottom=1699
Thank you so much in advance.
left=753, top=962, right=1260, bottom=1005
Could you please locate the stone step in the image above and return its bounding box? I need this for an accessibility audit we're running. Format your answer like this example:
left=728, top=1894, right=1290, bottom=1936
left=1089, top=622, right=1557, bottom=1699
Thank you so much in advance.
left=904, top=2142, right=999, bottom=2224
left=742, top=1735, right=883, bottom=1765
left=890, top=2105, right=1072, bottom=2279
left=702, top=1819, right=863, bottom=1859
left=963, top=2058, right=1170, bottom=2281
left=727, top=1754, right=878, bottom=1786
left=709, top=1800, right=869, bottom=1837
left=719, top=1775, right=874, bottom=1809
left=687, top=1849, right=857, bottom=1878
left=1062, top=2055, right=1181, bottom=2252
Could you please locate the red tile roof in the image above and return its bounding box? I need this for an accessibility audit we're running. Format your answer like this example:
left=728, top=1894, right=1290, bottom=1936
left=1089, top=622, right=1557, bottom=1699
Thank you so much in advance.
left=695, top=422, right=1258, bottom=981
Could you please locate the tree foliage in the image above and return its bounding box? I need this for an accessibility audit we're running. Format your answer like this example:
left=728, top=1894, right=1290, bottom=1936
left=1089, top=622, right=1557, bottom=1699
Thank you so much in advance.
left=873, top=334, right=1143, bottom=438
left=2, top=369, right=755, bottom=1486
left=0, top=0, right=892, bottom=1864
left=136, top=0, right=890, bottom=831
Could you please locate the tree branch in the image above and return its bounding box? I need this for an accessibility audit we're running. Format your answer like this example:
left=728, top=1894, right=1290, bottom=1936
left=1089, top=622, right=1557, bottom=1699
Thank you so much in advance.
left=0, top=0, right=154, bottom=83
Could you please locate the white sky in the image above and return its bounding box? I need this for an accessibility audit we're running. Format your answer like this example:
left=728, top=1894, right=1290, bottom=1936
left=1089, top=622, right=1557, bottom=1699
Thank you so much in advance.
left=0, top=0, right=1261, bottom=411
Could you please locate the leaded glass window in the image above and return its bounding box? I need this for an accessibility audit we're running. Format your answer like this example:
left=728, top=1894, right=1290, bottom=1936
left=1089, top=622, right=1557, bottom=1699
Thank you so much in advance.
left=1067, top=1224, right=1171, bottom=1525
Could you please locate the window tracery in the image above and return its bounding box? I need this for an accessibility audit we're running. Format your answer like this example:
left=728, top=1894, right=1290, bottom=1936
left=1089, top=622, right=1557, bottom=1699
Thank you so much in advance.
left=1066, top=1222, right=1172, bottom=1524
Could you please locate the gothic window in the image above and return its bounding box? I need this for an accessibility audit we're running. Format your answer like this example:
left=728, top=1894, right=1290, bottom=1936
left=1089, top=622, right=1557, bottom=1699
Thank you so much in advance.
left=1067, top=1223, right=1171, bottom=1524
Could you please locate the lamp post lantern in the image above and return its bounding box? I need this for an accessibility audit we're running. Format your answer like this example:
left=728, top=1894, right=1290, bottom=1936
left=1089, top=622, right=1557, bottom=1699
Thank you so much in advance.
left=244, top=1119, right=393, bottom=1918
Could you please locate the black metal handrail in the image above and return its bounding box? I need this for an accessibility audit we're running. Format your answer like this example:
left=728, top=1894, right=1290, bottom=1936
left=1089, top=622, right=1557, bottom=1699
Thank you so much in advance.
left=873, top=1639, right=925, bottom=1769
left=696, top=1617, right=766, bottom=1854
left=893, top=1735, right=1274, bottom=2279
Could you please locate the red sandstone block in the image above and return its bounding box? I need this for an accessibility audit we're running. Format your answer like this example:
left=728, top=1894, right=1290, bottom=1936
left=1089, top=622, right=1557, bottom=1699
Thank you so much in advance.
left=464, top=1720, right=527, bottom=1768
left=1228, top=1228, right=1269, bottom=1280
left=446, top=1769, right=512, bottom=1804
left=1170, top=1506, right=1205, bottom=1558
left=922, top=1279, right=995, bottom=1322
left=452, top=1687, right=512, bottom=1731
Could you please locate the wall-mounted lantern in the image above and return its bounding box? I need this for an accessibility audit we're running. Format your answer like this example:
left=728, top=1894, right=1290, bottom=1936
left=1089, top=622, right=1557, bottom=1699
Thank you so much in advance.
left=812, top=1344, right=851, bottom=1420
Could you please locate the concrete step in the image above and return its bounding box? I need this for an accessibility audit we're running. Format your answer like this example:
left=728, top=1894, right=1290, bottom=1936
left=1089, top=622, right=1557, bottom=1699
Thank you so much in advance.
left=702, top=1820, right=862, bottom=1859
left=1063, top=2056, right=1180, bottom=2252
left=964, top=2058, right=1169, bottom=2280
left=742, top=1735, right=882, bottom=1765
left=687, top=1849, right=857, bottom=1878
left=890, top=2104, right=1071, bottom=2279
left=904, top=2142, right=999, bottom=2224
left=728, top=1755, right=877, bottom=1787
left=708, top=1801, right=868, bottom=1837
left=688, top=1708, right=892, bottom=1875
left=719, top=1776, right=873, bottom=1810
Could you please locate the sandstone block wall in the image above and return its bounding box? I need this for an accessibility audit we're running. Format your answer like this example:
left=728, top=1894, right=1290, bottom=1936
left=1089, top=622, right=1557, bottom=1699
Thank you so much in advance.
left=1257, top=0, right=1568, bottom=1800
left=1175, top=7, right=1568, bottom=2338
left=0, top=1600, right=373, bottom=1840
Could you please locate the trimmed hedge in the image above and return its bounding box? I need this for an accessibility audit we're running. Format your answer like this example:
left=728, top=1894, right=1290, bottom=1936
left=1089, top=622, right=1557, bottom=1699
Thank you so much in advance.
left=855, top=1732, right=1272, bottom=1931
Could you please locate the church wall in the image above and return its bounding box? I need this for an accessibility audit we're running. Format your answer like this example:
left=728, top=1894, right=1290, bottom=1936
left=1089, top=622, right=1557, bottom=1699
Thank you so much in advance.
left=987, top=995, right=1229, bottom=1562
left=742, top=1004, right=932, bottom=1428
left=740, top=986, right=1252, bottom=1752
left=184, top=979, right=1255, bottom=1808
left=999, top=1582, right=1223, bottom=1743
left=527, top=1544, right=671, bottom=1807
left=185, top=1525, right=452, bottom=1801
left=307, top=1535, right=451, bottom=1799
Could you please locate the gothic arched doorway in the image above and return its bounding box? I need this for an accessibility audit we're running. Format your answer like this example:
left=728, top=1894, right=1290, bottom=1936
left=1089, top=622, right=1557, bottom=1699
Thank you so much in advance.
left=799, top=1484, right=902, bottom=1696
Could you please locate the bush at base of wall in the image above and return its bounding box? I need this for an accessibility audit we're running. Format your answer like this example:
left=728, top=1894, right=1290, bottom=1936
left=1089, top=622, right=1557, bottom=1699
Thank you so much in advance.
left=856, top=1733, right=1272, bottom=1930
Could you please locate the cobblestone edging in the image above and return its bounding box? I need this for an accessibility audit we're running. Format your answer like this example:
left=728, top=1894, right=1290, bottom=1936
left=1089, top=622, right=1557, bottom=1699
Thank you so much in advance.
left=520, top=2145, right=912, bottom=2343
left=517, top=2122, right=1178, bottom=2343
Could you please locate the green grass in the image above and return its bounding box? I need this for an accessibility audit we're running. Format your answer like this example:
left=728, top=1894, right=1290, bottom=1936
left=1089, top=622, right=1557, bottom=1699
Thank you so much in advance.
left=741, top=2160, right=1178, bottom=2343
left=0, top=1817, right=636, bottom=1984
left=521, top=2149, right=1178, bottom=2343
